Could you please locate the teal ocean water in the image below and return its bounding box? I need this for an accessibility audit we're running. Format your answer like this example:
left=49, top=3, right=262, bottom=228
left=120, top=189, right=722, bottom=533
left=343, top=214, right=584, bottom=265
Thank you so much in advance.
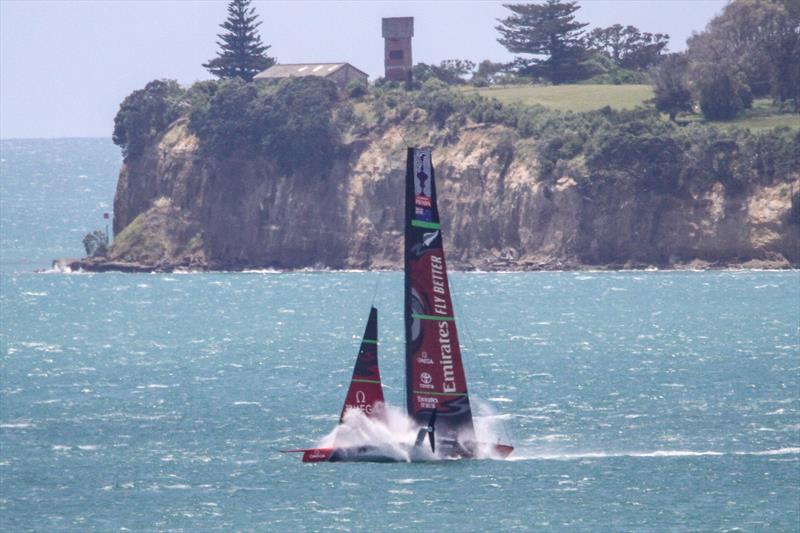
left=1, top=140, right=799, bottom=531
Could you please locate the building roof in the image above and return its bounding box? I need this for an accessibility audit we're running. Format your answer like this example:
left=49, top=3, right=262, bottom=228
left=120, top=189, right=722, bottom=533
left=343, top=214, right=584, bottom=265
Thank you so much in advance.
left=254, top=63, right=368, bottom=80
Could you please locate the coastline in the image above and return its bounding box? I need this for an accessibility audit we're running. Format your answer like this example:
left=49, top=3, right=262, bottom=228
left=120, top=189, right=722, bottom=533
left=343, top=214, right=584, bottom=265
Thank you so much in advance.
left=51, top=256, right=798, bottom=274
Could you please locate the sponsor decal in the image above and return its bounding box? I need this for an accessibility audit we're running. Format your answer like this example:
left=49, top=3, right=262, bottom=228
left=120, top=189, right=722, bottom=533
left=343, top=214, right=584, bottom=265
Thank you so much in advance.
left=429, top=254, right=457, bottom=393
left=423, top=231, right=439, bottom=248
left=415, top=194, right=432, bottom=208
left=415, top=205, right=433, bottom=222
left=419, top=371, right=433, bottom=389
left=346, top=389, right=375, bottom=415
left=417, top=396, right=439, bottom=409
left=417, top=351, right=434, bottom=365
left=439, top=320, right=456, bottom=393
left=414, top=150, right=432, bottom=198
left=413, top=150, right=433, bottom=222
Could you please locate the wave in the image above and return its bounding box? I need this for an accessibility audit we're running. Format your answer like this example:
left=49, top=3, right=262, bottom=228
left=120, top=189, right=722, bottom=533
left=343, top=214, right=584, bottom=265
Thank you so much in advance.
left=507, top=447, right=800, bottom=461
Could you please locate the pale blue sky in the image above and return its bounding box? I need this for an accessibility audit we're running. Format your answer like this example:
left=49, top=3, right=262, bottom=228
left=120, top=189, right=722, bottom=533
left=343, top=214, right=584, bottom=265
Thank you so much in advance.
left=0, top=0, right=726, bottom=139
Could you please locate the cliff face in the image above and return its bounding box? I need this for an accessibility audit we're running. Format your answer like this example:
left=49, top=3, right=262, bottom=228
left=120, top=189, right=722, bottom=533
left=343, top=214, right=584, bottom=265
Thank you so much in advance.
left=108, top=115, right=800, bottom=271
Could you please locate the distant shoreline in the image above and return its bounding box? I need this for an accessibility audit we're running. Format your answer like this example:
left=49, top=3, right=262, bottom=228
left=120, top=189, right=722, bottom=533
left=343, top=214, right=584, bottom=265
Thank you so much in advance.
left=49, top=257, right=798, bottom=275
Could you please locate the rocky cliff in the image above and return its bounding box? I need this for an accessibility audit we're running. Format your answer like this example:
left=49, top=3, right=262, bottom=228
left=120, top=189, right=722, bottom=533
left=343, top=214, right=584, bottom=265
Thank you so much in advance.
left=95, top=113, right=799, bottom=272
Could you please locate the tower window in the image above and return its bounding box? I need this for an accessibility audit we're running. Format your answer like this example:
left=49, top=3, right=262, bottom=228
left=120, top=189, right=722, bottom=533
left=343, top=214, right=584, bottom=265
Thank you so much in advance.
left=389, top=50, right=404, bottom=60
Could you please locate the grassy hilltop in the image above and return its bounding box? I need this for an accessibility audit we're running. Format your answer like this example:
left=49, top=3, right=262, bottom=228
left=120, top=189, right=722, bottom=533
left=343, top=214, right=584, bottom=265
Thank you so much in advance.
left=462, top=84, right=798, bottom=132
left=464, top=84, right=655, bottom=112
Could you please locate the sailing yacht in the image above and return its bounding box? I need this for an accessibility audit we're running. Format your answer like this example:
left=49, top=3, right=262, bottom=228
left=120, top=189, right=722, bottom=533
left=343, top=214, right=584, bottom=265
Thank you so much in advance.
left=285, top=148, right=513, bottom=462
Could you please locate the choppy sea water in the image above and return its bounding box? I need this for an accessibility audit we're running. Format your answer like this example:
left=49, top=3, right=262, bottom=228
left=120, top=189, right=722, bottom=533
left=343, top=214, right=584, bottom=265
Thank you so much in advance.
left=1, top=140, right=799, bottom=531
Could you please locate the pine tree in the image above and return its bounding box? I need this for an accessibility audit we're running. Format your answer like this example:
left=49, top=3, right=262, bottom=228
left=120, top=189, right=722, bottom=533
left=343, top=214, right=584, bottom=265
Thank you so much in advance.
left=203, top=0, right=275, bottom=82
left=496, top=1, right=588, bottom=84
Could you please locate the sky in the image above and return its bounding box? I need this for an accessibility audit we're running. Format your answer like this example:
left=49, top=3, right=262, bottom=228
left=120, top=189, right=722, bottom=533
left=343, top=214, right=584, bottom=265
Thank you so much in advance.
left=0, top=0, right=727, bottom=139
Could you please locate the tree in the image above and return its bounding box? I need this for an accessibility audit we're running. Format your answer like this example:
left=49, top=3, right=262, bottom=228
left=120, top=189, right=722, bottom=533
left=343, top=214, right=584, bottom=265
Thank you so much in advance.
left=113, top=80, right=185, bottom=157
left=686, top=0, right=799, bottom=109
left=587, top=25, right=669, bottom=70
left=651, top=53, right=692, bottom=121
left=203, top=0, right=275, bottom=82
left=412, top=60, right=477, bottom=85
left=697, top=67, right=753, bottom=120
left=188, top=76, right=341, bottom=174
left=471, top=60, right=507, bottom=86
left=496, top=1, right=589, bottom=84
left=83, top=230, right=109, bottom=257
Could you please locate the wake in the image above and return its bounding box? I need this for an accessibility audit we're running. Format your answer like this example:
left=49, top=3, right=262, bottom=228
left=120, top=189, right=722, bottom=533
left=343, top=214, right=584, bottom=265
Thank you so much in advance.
left=312, top=402, right=510, bottom=461
left=506, top=447, right=800, bottom=461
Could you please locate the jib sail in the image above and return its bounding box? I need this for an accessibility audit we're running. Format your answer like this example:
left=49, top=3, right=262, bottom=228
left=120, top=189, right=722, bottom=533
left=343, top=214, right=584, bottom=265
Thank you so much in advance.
left=340, top=306, right=385, bottom=422
left=404, top=147, right=475, bottom=449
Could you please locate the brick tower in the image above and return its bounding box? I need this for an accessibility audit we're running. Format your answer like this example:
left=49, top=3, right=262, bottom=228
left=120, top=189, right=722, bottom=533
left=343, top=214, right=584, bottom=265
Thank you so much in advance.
left=382, top=17, right=414, bottom=86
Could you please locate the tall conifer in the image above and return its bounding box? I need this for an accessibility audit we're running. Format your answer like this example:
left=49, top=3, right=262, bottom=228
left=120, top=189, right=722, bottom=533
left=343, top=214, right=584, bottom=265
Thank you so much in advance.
left=496, top=1, right=588, bottom=84
left=203, top=0, right=275, bottom=82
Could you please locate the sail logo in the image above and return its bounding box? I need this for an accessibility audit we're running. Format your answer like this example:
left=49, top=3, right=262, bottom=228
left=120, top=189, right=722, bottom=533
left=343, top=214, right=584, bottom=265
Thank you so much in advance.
left=414, top=149, right=432, bottom=197
left=417, top=351, right=434, bottom=365
left=417, top=396, right=439, bottom=409
left=419, top=372, right=433, bottom=389
left=346, top=390, right=375, bottom=415
left=431, top=255, right=448, bottom=311
left=423, top=231, right=439, bottom=248
left=439, top=320, right=456, bottom=393
left=415, top=194, right=432, bottom=208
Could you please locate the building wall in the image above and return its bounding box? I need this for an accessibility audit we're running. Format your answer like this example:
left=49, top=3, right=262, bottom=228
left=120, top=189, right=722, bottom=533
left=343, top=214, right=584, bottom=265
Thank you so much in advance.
left=382, top=17, right=413, bottom=83
left=327, top=66, right=368, bottom=89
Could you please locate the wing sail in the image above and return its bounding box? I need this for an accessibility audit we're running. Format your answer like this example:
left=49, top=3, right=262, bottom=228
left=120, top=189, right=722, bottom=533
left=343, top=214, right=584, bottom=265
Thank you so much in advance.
left=404, top=147, right=475, bottom=451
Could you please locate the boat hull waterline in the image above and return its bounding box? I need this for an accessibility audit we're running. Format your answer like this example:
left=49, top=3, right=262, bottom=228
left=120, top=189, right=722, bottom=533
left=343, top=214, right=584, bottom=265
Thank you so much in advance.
left=285, top=443, right=515, bottom=463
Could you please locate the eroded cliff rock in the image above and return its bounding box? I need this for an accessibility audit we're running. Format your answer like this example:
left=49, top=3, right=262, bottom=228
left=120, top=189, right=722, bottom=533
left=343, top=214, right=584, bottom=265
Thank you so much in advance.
left=102, top=115, right=799, bottom=271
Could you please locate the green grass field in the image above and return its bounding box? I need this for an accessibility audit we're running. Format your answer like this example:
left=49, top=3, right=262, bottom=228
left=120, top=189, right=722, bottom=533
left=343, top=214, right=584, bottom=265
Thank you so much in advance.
left=460, top=84, right=798, bottom=132
left=679, top=99, right=799, bottom=132
left=463, top=84, right=655, bottom=112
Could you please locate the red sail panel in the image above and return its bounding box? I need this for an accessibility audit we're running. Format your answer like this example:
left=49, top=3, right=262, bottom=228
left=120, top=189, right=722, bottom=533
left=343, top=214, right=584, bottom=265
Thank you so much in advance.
left=404, top=147, right=475, bottom=448
left=339, top=307, right=384, bottom=421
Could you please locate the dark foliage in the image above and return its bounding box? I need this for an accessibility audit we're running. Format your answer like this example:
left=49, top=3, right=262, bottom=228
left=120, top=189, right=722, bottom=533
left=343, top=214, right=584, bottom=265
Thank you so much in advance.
left=188, top=76, right=340, bottom=174
left=687, top=0, right=800, bottom=117
left=346, top=79, right=368, bottom=98
left=412, top=60, right=477, bottom=86
left=698, top=70, right=753, bottom=120
left=414, top=79, right=459, bottom=127
left=651, top=54, right=693, bottom=121
left=83, top=230, right=109, bottom=257
left=112, top=80, right=185, bottom=157
left=586, top=24, right=669, bottom=70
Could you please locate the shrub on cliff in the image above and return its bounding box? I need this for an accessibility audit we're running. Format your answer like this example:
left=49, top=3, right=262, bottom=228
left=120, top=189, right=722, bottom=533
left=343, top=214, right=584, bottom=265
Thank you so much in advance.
left=188, top=78, right=262, bottom=156
left=413, top=79, right=462, bottom=127
left=113, top=80, right=185, bottom=157
left=83, top=230, right=108, bottom=257
left=188, top=76, right=340, bottom=174
left=586, top=114, right=682, bottom=192
left=268, top=76, right=340, bottom=173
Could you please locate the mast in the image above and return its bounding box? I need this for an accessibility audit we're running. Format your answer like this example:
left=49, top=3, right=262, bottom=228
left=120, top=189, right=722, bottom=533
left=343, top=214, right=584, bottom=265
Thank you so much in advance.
left=404, top=147, right=475, bottom=451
